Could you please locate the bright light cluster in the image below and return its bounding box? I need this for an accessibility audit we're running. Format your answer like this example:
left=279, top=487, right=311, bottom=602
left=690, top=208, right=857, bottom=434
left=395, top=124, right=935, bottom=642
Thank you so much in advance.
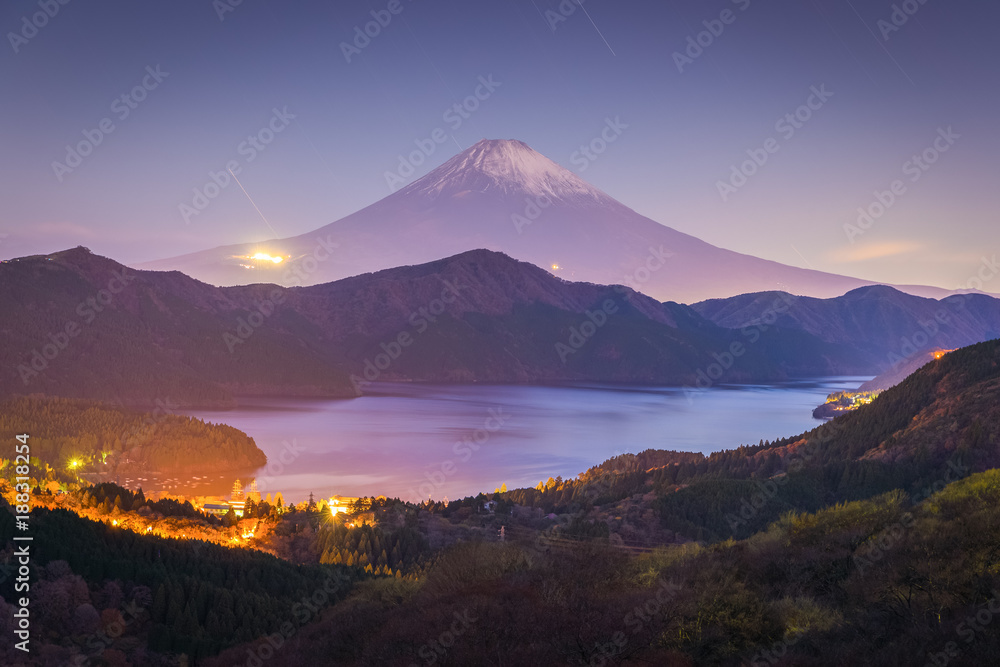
left=251, top=252, right=283, bottom=264
left=236, top=252, right=285, bottom=269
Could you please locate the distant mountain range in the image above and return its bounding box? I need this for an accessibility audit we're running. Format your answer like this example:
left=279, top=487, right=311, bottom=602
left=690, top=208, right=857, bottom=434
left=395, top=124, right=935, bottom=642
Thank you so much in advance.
left=137, top=139, right=971, bottom=303
left=3, top=247, right=998, bottom=408
left=692, top=286, right=1000, bottom=370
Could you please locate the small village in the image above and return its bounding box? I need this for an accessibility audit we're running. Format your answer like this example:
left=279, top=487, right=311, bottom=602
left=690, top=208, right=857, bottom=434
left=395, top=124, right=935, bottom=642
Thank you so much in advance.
left=196, top=479, right=361, bottom=521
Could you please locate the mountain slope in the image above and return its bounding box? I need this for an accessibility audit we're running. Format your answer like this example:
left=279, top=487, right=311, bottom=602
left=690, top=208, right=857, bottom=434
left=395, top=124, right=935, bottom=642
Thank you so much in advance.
left=1, top=247, right=880, bottom=407
left=226, top=248, right=878, bottom=386
left=692, top=285, right=1000, bottom=371
left=138, top=139, right=961, bottom=302
left=199, top=339, right=1000, bottom=667
left=856, top=349, right=941, bottom=392
left=0, top=248, right=357, bottom=407
left=9, top=247, right=998, bottom=408
left=503, top=339, right=1000, bottom=544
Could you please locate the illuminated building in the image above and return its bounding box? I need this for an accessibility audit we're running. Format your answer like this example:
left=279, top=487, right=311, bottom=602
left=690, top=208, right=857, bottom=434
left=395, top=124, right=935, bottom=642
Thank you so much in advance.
left=328, top=496, right=360, bottom=516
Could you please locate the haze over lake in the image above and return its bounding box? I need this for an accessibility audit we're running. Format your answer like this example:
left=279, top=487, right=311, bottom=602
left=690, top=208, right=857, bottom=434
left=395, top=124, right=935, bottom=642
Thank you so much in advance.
left=168, top=379, right=869, bottom=503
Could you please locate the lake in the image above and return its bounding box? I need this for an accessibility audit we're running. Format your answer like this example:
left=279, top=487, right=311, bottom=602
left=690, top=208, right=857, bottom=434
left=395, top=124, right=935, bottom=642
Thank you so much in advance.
left=155, top=377, right=869, bottom=504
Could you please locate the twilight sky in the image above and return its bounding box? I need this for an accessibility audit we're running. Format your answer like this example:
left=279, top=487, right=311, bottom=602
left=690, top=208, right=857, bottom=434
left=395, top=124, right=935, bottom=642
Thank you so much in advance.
left=1, top=0, right=997, bottom=291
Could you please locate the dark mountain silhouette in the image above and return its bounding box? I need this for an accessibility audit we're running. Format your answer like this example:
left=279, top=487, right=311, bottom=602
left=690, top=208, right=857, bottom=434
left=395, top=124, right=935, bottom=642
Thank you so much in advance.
left=692, top=285, right=1000, bottom=372
left=0, top=247, right=866, bottom=407
left=6, top=247, right=999, bottom=408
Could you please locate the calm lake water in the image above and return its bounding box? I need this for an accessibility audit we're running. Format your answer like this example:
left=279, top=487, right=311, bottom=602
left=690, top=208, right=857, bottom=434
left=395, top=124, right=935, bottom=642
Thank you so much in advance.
left=158, top=378, right=868, bottom=504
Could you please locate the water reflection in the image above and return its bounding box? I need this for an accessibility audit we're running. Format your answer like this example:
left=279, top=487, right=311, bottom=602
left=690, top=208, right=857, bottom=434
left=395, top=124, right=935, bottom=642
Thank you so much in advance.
left=151, top=378, right=869, bottom=504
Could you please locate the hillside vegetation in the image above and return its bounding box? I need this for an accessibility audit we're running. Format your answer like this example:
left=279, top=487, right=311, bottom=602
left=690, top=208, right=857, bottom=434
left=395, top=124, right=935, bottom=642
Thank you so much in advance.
left=2, top=340, right=998, bottom=665
left=0, top=396, right=267, bottom=476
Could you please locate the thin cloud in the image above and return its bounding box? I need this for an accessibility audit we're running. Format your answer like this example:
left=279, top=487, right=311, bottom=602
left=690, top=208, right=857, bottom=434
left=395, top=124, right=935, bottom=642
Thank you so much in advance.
left=829, top=240, right=924, bottom=263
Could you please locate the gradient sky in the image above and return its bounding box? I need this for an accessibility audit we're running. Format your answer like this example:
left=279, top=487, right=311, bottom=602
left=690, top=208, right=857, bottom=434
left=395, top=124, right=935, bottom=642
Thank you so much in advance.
left=1, top=0, right=997, bottom=290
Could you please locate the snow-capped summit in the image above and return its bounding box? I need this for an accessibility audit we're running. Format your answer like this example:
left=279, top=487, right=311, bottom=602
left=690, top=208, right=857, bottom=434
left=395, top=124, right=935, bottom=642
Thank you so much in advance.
left=138, top=139, right=959, bottom=303
left=396, top=139, right=613, bottom=206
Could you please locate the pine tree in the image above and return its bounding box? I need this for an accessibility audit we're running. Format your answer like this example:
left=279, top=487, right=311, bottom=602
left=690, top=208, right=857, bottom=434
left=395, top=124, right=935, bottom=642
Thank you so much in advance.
left=166, top=582, right=185, bottom=626
left=206, top=609, right=222, bottom=637
left=151, top=584, right=167, bottom=623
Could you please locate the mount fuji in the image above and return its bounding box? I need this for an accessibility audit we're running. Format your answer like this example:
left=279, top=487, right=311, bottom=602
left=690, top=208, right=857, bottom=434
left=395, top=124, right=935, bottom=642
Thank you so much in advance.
left=139, top=139, right=954, bottom=303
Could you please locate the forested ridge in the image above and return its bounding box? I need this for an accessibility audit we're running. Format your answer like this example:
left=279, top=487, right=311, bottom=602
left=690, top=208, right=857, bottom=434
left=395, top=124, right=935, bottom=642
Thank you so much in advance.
left=0, top=396, right=267, bottom=475
left=0, top=248, right=356, bottom=407
left=500, top=339, right=1000, bottom=541
left=1, top=339, right=998, bottom=665
left=0, top=504, right=360, bottom=664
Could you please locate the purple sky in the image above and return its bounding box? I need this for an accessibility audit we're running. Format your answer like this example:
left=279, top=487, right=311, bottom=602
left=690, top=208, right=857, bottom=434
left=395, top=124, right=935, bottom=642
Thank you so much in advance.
left=1, top=0, right=997, bottom=291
